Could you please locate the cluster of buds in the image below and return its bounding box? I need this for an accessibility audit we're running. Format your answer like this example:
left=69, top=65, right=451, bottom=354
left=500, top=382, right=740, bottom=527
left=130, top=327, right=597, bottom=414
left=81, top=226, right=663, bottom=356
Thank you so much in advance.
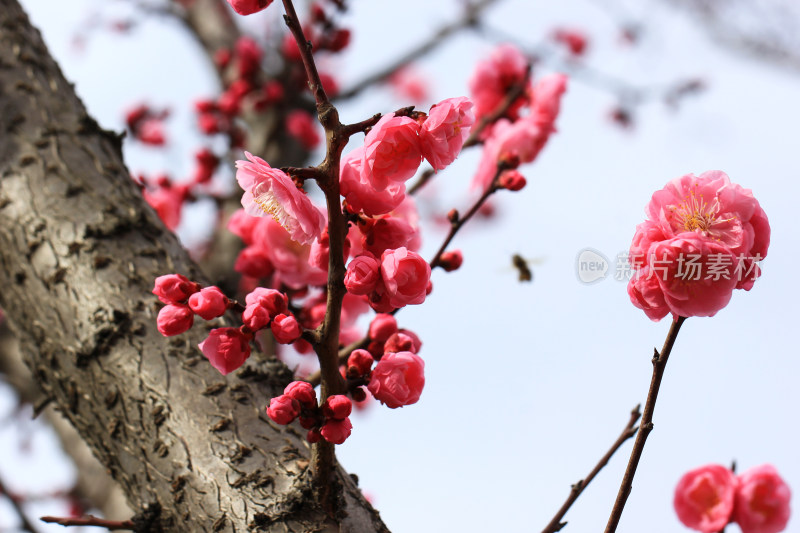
left=342, top=314, right=425, bottom=409
left=153, top=274, right=229, bottom=335
left=674, top=464, right=791, bottom=533
left=267, top=382, right=354, bottom=444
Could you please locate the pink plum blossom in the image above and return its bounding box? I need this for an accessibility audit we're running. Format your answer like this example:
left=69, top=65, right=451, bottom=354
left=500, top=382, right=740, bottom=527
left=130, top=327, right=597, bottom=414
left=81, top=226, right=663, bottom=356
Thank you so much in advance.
left=380, top=247, right=431, bottom=309
left=468, top=44, right=529, bottom=121
left=198, top=327, right=251, bottom=375
left=235, top=151, right=325, bottom=245
left=320, top=417, right=352, bottom=444
left=340, top=146, right=406, bottom=216
left=253, top=218, right=327, bottom=288
left=644, top=171, right=770, bottom=290
left=347, top=349, right=374, bottom=376
left=226, top=0, right=273, bottom=16
left=419, top=97, right=475, bottom=170
left=368, top=314, right=397, bottom=342
left=344, top=254, right=381, bottom=296
left=323, top=395, right=352, bottom=420
left=734, top=465, right=791, bottom=533
left=674, top=464, right=737, bottom=532
left=188, top=286, right=229, bottom=320
left=271, top=314, right=301, bottom=344
left=153, top=274, right=199, bottom=304
left=628, top=171, right=771, bottom=320
left=284, top=381, right=317, bottom=409
left=266, top=395, right=299, bottom=425
left=368, top=351, right=425, bottom=408
left=157, top=304, right=194, bottom=337
left=361, top=113, right=422, bottom=191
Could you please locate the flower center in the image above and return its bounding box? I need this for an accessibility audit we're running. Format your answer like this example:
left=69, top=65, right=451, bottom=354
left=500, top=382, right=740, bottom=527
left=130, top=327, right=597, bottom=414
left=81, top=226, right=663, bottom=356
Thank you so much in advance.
left=253, top=182, right=291, bottom=231
left=673, top=191, right=726, bottom=234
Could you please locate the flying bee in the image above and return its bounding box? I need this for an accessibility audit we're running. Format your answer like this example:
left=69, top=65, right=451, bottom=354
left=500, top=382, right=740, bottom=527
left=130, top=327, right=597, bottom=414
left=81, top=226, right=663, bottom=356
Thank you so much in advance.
left=511, top=253, right=544, bottom=283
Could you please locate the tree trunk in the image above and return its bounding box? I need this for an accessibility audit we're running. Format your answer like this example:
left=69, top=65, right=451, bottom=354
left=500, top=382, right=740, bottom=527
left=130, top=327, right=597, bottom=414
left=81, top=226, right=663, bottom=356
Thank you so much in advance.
left=0, top=1, right=387, bottom=531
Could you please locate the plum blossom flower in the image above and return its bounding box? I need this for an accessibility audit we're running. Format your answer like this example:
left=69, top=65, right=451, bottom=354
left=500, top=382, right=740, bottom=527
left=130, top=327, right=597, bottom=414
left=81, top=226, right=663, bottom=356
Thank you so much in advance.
left=674, top=464, right=737, bottom=532
left=361, top=113, right=422, bottom=191
left=468, top=44, right=529, bottom=121
left=198, top=327, right=251, bottom=375
left=340, top=146, right=406, bottom=216
left=380, top=247, right=431, bottom=309
left=235, top=151, right=325, bottom=245
left=227, top=0, right=273, bottom=16
left=628, top=171, right=770, bottom=320
left=157, top=304, right=194, bottom=337
left=419, top=97, right=475, bottom=170
left=734, top=465, right=791, bottom=533
left=368, top=351, right=425, bottom=408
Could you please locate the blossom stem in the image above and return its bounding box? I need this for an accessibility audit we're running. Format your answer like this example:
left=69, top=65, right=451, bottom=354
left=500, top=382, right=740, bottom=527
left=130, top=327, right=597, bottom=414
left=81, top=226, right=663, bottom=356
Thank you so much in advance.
left=41, top=515, right=135, bottom=530
left=429, top=163, right=507, bottom=270
left=281, top=0, right=330, bottom=112
left=604, top=315, right=687, bottom=532
left=541, top=405, right=641, bottom=533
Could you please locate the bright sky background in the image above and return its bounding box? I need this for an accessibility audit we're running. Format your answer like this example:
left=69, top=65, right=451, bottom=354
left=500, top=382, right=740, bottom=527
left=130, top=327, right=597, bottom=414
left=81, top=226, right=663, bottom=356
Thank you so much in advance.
left=3, top=0, right=800, bottom=531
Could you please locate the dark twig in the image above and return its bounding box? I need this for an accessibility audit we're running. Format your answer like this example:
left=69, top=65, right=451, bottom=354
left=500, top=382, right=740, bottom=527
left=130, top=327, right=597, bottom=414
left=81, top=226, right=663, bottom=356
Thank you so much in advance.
left=541, top=405, right=642, bottom=533
left=0, top=474, right=38, bottom=533
left=429, top=162, right=508, bottom=270
left=336, top=0, right=502, bottom=101
left=605, top=316, right=687, bottom=532
left=41, top=515, right=134, bottom=530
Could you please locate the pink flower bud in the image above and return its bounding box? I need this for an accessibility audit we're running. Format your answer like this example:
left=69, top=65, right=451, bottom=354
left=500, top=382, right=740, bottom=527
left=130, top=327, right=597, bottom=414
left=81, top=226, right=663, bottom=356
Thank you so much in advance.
left=320, top=417, right=353, bottom=445
left=367, top=351, right=425, bottom=409
left=384, top=330, right=422, bottom=354
left=188, top=286, right=229, bottom=320
left=226, top=0, right=273, bottom=17
left=344, top=254, right=381, bottom=296
left=284, top=381, right=317, bottom=409
left=153, top=274, right=199, bottom=304
left=323, top=395, right=352, bottom=420
left=380, top=247, right=431, bottom=309
left=734, top=465, right=791, bottom=533
left=242, top=303, right=271, bottom=331
left=306, top=428, right=321, bottom=443
left=439, top=250, right=463, bottom=272
left=271, top=314, right=301, bottom=344
left=266, top=395, right=299, bottom=425
left=368, top=313, right=397, bottom=342
left=198, top=327, right=251, bottom=375
left=157, top=304, right=194, bottom=336
left=348, top=349, right=374, bottom=376
left=245, top=288, right=288, bottom=316
left=498, top=170, right=527, bottom=191
left=673, top=464, right=736, bottom=532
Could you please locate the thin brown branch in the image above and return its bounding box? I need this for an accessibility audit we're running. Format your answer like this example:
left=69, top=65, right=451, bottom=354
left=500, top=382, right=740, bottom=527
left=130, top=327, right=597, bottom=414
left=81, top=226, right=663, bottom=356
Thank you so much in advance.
left=41, top=515, right=134, bottom=530
left=429, top=162, right=507, bottom=270
left=336, top=0, right=502, bottom=101
left=282, top=0, right=331, bottom=111
left=541, top=405, right=642, bottom=533
left=605, top=316, right=687, bottom=532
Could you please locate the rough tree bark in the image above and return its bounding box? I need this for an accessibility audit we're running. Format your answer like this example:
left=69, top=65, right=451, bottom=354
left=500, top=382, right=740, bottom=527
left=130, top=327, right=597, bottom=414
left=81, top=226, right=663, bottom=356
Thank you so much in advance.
left=0, top=1, right=387, bottom=531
